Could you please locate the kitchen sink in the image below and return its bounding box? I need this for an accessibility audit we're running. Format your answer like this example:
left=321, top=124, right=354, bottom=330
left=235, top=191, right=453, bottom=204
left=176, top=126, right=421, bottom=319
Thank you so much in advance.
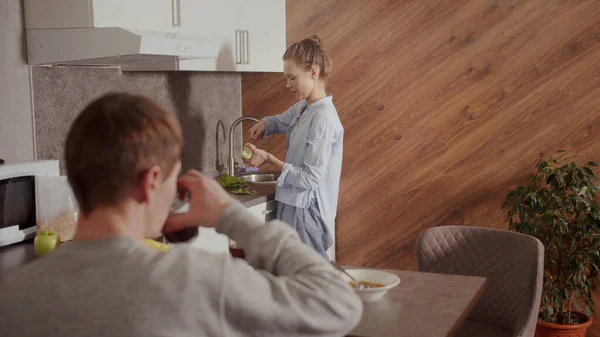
left=237, top=172, right=280, bottom=183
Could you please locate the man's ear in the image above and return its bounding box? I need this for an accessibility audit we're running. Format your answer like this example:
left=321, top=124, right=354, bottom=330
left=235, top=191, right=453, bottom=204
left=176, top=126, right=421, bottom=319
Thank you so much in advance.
left=138, top=165, right=162, bottom=202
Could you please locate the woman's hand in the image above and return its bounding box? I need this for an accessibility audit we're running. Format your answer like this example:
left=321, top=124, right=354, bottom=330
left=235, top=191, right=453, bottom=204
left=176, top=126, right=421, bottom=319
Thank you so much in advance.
left=248, top=120, right=267, bottom=142
left=244, top=143, right=270, bottom=167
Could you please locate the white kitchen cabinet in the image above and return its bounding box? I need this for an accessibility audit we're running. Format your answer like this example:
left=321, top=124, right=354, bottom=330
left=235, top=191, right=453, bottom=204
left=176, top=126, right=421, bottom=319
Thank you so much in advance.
left=328, top=237, right=335, bottom=261
left=246, top=200, right=277, bottom=221
left=190, top=200, right=277, bottom=253
left=24, top=0, right=178, bottom=31
left=178, top=0, right=241, bottom=72
left=92, top=0, right=177, bottom=31
left=190, top=227, right=230, bottom=254
left=237, top=0, right=286, bottom=72
left=179, top=0, right=286, bottom=72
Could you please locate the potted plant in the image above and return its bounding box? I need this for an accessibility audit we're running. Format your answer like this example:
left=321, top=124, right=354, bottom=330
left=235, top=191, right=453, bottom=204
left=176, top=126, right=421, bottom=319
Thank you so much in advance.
left=502, top=151, right=600, bottom=337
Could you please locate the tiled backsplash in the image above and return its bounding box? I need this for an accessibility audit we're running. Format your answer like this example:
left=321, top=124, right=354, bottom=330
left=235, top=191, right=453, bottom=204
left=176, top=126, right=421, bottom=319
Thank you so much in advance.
left=32, top=66, right=241, bottom=174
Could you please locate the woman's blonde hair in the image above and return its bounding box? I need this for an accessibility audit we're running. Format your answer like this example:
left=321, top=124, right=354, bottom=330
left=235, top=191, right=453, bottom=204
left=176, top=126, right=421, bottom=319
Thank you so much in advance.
left=283, top=35, right=332, bottom=78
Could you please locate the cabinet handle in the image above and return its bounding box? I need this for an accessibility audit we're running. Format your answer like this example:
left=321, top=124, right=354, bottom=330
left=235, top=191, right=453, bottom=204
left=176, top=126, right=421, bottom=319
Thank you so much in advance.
left=262, top=209, right=274, bottom=215
left=235, top=30, right=242, bottom=64
left=242, top=30, right=249, bottom=64
left=172, top=0, right=182, bottom=27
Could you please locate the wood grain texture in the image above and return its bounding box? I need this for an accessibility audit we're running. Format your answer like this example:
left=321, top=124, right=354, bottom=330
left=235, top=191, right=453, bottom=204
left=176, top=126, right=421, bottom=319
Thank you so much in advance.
left=243, top=0, right=600, bottom=333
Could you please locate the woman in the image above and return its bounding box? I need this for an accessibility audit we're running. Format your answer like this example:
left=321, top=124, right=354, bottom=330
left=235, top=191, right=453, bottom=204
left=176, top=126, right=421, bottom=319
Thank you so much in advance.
left=245, top=35, right=343, bottom=259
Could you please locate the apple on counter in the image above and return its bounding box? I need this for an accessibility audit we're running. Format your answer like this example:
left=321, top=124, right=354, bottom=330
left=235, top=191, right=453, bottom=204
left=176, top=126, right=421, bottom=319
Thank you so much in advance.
left=33, top=229, right=173, bottom=255
left=34, top=230, right=61, bottom=256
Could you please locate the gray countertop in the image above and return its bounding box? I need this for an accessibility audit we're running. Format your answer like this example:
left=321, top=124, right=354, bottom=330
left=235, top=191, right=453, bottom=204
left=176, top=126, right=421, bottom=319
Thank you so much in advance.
left=0, top=240, right=37, bottom=280
left=232, top=183, right=276, bottom=208
left=206, top=169, right=276, bottom=208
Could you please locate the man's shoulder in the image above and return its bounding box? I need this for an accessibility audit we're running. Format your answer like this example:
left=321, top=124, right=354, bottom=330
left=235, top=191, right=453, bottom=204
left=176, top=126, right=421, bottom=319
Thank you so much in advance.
left=0, top=245, right=230, bottom=337
left=0, top=243, right=229, bottom=295
left=159, top=244, right=229, bottom=274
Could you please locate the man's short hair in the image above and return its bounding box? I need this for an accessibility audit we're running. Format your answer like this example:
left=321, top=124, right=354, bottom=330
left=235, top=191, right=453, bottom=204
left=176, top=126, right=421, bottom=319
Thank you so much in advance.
left=65, top=92, right=183, bottom=215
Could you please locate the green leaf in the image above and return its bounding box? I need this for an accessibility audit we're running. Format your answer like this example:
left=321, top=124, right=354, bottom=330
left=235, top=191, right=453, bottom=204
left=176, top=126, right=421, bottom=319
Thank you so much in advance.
left=504, top=151, right=600, bottom=319
left=217, top=174, right=248, bottom=188
left=227, top=186, right=256, bottom=195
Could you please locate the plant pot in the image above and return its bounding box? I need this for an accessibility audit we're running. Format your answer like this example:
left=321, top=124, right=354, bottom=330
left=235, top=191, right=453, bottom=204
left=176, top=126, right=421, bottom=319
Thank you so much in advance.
left=535, top=313, right=593, bottom=337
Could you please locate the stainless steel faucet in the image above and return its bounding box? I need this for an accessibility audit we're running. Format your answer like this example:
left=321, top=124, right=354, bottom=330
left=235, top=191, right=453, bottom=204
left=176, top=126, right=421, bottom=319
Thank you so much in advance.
left=228, top=117, right=259, bottom=176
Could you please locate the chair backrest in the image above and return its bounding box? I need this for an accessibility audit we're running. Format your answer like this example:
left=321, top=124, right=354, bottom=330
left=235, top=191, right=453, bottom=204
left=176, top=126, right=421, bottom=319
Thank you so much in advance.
left=415, top=226, right=543, bottom=336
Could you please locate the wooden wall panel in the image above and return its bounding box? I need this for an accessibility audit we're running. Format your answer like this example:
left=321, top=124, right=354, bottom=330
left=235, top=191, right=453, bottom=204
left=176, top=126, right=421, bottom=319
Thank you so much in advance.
left=243, top=0, right=600, bottom=332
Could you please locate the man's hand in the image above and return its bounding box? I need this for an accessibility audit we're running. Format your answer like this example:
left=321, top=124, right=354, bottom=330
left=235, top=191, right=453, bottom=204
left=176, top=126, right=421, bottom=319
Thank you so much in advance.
left=163, top=170, right=234, bottom=234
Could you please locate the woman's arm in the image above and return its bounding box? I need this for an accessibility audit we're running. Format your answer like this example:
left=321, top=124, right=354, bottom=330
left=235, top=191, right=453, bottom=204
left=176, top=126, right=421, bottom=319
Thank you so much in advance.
left=246, top=115, right=337, bottom=191
left=262, top=101, right=304, bottom=137
left=266, top=153, right=285, bottom=170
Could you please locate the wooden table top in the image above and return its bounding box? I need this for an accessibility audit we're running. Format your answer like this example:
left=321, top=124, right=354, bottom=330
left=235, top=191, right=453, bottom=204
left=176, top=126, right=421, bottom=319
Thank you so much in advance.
left=347, top=268, right=486, bottom=337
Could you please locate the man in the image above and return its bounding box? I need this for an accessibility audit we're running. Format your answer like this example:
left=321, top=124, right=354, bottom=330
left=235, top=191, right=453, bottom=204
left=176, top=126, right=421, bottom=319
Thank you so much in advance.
left=0, top=93, right=362, bottom=337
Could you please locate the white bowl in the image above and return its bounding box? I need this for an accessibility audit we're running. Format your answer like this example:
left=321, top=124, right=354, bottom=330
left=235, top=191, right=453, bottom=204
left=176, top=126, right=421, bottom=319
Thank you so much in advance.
left=341, top=268, right=401, bottom=302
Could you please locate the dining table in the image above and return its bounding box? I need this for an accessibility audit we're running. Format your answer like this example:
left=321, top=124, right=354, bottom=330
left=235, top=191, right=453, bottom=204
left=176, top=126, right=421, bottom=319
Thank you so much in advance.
left=346, top=268, right=487, bottom=337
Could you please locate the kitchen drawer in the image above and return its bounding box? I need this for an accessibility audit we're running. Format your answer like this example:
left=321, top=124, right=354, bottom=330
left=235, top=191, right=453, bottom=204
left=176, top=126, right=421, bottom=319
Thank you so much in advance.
left=190, top=200, right=276, bottom=253
left=247, top=199, right=277, bottom=222
left=190, top=227, right=229, bottom=254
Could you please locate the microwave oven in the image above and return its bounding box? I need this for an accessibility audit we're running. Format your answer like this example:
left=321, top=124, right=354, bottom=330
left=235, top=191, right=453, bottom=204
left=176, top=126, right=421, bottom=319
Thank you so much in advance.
left=0, top=160, right=60, bottom=247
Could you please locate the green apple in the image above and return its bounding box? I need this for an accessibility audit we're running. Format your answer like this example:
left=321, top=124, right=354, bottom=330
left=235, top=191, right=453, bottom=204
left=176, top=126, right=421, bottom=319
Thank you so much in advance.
left=34, top=230, right=61, bottom=256
left=241, top=146, right=253, bottom=160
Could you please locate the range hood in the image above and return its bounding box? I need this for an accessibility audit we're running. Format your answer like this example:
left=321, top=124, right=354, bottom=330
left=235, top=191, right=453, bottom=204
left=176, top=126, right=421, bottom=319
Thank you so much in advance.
left=26, top=27, right=219, bottom=71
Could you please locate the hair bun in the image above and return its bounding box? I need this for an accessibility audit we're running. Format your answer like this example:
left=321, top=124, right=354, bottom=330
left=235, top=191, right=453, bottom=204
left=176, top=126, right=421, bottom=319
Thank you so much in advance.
left=283, top=35, right=332, bottom=78
left=303, top=35, right=323, bottom=48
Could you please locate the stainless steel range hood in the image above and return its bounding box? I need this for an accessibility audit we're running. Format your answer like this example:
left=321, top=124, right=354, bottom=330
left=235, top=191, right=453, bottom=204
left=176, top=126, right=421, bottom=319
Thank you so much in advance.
left=26, top=27, right=219, bottom=71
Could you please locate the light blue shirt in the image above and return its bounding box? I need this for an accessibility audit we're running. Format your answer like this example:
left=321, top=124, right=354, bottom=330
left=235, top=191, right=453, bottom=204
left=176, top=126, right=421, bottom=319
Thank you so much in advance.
left=262, top=95, right=344, bottom=227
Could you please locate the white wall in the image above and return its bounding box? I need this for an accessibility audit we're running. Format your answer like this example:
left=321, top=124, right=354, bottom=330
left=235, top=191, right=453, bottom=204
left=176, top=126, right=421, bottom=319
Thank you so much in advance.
left=0, top=0, right=35, bottom=164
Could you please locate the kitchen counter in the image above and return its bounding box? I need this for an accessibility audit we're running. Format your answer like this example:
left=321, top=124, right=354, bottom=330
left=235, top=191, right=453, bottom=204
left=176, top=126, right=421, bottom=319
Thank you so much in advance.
left=0, top=240, right=37, bottom=280
left=232, top=183, right=276, bottom=208
left=207, top=169, right=276, bottom=208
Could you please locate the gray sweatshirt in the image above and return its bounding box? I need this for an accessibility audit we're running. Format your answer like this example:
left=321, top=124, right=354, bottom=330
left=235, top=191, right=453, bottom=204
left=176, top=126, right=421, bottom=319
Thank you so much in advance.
left=0, top=201, right=363, bottom=337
